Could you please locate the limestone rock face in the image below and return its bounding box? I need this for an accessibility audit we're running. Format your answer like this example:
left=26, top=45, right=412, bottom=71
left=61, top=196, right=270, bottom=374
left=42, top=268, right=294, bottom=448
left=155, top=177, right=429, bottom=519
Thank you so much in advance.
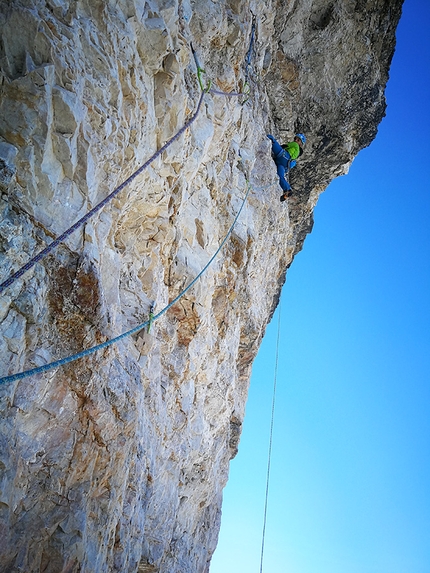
left=0, top=1, right=402, bottom=572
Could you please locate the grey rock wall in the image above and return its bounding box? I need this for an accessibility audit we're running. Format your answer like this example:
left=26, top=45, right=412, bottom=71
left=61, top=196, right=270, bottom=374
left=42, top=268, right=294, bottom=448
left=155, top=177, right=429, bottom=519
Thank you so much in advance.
left=0, top=0, right=402, bottom=571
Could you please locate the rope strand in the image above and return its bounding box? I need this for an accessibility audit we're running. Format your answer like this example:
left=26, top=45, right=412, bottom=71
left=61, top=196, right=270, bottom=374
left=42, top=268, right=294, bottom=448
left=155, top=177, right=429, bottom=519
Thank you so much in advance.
left=0, top=183, right=251, bottom=385
left=0, top=92, right=205, bottom=295
left=0, top=31, right=258, bottom=295
left=260, top=297, right=282, bottom=573
left=0, top=36, right=257, bottom=383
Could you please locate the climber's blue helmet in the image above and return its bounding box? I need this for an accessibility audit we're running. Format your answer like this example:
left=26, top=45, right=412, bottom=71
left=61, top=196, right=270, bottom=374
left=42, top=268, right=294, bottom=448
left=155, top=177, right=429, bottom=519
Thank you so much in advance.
left=295, top=133, right=306, bottom=145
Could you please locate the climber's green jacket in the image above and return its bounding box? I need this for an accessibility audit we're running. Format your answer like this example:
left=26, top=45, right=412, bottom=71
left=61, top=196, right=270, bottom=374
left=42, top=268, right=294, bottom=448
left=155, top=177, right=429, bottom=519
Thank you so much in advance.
left=283, top=141, right=300, bottom=160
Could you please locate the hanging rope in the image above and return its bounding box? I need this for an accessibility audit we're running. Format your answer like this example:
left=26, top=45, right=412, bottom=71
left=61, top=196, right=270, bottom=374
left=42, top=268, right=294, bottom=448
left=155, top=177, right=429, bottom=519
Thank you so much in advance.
left=0, top=91, right=206, bottom=295
left=0, top=183, right=251, bottom=385
left=259, top=297, right=282, bottom=573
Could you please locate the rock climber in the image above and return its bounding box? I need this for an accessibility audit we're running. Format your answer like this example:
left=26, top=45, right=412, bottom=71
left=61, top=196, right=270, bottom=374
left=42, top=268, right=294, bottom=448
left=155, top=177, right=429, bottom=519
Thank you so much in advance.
left=267, top=133, right=306, bottom=202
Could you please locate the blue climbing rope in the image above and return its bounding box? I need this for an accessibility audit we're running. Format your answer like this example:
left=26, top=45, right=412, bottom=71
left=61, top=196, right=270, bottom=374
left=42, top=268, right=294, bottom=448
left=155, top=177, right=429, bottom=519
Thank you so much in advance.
left=0, top=91, right=206, bottom=295
left=0, top=183, right=251, bottom=385
left=0, top=34, right=257, bottom=383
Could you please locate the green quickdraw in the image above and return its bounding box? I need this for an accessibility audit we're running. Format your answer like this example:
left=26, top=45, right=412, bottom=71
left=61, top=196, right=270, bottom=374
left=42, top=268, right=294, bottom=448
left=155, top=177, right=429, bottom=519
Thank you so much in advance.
left=241, top=81, right=251, bottom=104
left=197, top=66, right=212, bottom=93
left=191, top=42, right=212, bottom=93
left=148, top=303, right=155, bottom=333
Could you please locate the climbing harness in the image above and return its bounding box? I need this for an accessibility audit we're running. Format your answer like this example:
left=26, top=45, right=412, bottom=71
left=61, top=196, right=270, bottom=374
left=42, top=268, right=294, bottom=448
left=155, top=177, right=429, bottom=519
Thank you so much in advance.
left=259, top=298, right=282, bottom=573
left=0, top=183, right=251, bottom=385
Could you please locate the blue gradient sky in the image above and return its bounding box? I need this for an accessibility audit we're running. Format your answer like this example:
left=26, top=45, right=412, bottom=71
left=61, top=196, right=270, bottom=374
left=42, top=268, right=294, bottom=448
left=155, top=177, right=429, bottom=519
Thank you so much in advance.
left=210, top=0, right=430, bottom=571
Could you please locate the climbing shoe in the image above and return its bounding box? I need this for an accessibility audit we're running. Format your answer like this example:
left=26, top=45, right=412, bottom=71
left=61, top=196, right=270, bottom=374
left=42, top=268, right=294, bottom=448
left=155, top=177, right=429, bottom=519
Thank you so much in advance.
left=280, top=192, right=291, bottom=202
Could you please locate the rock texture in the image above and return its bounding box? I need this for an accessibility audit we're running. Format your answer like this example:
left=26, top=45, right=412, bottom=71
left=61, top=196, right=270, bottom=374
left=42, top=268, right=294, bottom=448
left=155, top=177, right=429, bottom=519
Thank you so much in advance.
left=0, top=0, right=403, bottom=572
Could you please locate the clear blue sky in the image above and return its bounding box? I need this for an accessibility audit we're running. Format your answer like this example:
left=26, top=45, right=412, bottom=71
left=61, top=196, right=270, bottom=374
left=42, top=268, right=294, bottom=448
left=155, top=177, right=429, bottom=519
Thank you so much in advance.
left=210, top=1, right=430, bottom=572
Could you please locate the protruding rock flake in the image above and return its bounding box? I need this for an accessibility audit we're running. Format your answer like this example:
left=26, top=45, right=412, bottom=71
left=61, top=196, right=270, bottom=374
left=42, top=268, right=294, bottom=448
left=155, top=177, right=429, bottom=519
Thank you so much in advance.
left=0, top=0, right=403, bottom=571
